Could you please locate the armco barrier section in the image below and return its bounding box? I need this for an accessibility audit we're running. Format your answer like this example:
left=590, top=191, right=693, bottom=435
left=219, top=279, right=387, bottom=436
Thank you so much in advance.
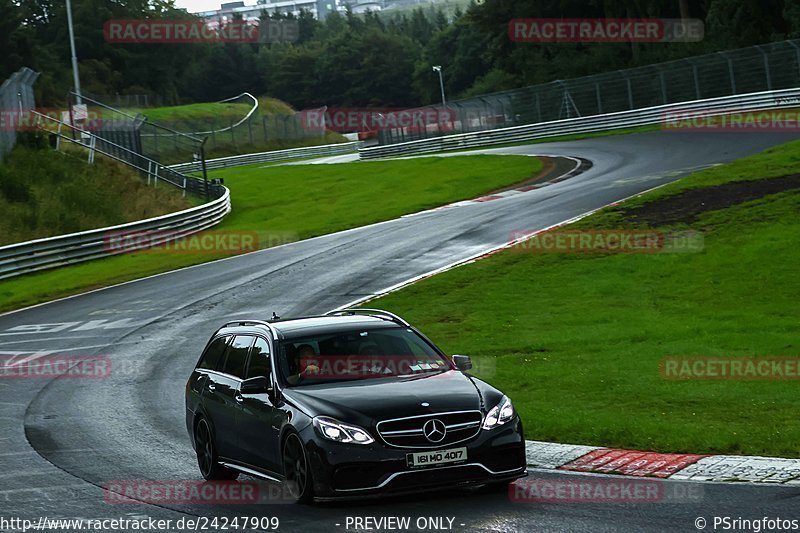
left=359, top=88, right=800, bottom=159
left=0, top=188, right=231, bottom=280
left=171, top=141, right=361, bottom=173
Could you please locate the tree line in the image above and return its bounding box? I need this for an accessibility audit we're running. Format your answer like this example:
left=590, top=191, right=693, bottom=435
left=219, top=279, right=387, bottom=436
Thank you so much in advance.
left=2, top=0, right=799, bottom=109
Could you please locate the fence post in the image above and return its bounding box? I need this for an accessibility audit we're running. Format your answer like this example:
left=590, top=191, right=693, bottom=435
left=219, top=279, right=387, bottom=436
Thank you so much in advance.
left=88, top=134, right=96, bottom=164
left=720, top=51, right=736, bottom=94
left=499, top=97, right=509, bottom=127
left=658, top=70, right=667, bottom=103
left=788, top=41, right=800, bottom=85
left=594, top=81, right=603, bottom=114
left=691, top=63, right=701, bottom=100
left=625, top=75, right=634, bottom=109
left=454, top=103, right=466, bottom=133
left=757, top=45, right=772, bottom=91
left=199, top=138, right=209, bottom=200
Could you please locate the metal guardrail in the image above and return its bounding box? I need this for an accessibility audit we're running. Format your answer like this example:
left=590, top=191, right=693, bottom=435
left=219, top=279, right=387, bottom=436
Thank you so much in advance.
left=359, top=88, right=800, bottom=159
left=170, top=141, right=361, bottom=173
left=0, top=187, right=231, bottom=280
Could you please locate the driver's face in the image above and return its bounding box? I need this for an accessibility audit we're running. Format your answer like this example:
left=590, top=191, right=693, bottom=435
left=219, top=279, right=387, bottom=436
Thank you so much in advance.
left=296, top=347, right=316, bottom=360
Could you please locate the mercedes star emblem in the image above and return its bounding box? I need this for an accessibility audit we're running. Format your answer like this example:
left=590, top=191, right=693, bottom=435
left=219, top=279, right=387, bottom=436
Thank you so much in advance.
left=423, top=419, right=446, bottom=443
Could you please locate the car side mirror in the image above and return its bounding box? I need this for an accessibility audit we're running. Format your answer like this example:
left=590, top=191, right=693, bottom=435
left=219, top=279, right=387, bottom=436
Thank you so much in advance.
left=240, top=375, right=270, bottom=394
left=452, top=355, right=473, bottom=372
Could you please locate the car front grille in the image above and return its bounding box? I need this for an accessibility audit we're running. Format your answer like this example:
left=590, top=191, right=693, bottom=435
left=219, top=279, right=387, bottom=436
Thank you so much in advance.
left=376, top=410, right=483, bottom=448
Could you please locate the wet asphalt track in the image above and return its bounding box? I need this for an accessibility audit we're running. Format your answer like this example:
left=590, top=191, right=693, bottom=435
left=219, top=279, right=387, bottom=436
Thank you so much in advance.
left=1, top=131, right=799, bottom=532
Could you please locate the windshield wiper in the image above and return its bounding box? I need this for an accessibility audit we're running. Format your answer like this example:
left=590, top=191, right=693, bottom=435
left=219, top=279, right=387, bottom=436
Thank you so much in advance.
left=397, top=368, right=450, bottom=381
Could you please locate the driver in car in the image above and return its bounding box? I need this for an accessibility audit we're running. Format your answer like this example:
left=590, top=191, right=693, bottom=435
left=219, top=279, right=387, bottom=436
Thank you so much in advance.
left=286, top=344, right=321, bottom=385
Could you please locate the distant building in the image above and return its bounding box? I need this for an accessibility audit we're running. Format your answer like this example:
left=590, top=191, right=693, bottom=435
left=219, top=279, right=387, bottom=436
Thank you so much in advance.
left=194, top=0, right=450, bottom=22
left=337, top=0, right=382, bottom=13
left=195, top=0, right=337, bottom=20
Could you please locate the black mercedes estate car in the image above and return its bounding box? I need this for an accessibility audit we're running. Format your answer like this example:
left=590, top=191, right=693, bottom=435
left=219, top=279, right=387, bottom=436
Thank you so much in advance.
left=185, top=309, right=526, bottom=502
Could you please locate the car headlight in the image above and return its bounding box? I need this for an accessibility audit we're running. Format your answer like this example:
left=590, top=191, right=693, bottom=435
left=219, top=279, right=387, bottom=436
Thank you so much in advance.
left=313, top=416, right=374, bottom=444
left=482, top=396, right=515, bottom=430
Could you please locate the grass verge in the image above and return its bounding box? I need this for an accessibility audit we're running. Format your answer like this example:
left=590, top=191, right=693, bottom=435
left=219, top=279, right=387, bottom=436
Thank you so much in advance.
left=0, top=141, right=192, bottom=246
left=0, top=154, right=542, bottom=313
left=130, top=102, right=253, bottom=123
left=363, top=139, right=800, bottom=458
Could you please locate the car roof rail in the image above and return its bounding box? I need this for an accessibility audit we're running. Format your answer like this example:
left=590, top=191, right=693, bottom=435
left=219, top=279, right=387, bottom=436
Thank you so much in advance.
left=221, top=319, right=282, bottom=339
left=325, top=308, right=411, bottom=328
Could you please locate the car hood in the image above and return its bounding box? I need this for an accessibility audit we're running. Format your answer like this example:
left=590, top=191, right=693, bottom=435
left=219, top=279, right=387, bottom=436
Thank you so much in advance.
left=281, top=370, right=499, bottom=427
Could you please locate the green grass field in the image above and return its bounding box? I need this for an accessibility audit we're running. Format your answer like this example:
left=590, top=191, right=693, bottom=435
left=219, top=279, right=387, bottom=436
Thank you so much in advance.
left=131, top=102, right=252, bottom=123
left=0, top=143, right=192, bottom=246
left=364, top=140, right=800, bottom=458
left=0, top=154, right=542, bottom=313
left=131, top=97, right=295, bottom=124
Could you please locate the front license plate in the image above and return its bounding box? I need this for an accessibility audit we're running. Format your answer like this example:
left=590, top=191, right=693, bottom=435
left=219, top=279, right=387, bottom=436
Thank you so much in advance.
left=407, top=447, right=467, bottom=468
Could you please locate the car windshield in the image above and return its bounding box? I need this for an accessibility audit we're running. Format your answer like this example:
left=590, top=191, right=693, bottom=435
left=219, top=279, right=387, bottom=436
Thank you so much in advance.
left=278, top=327, right=451, bottom=387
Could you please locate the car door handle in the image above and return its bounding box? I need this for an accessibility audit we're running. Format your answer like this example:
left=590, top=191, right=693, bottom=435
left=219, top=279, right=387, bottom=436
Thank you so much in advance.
left=234, top=393, right=244, bottom=403
left=207, top=383, right=216, bottom=392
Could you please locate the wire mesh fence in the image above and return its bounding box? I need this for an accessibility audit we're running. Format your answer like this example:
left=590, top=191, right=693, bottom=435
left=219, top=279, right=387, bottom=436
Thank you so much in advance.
left=69, top=92, right=207, bottom=167
left=0, top=67, right=39, bottom=161
left=152, top=105, right=333, bottom=161
left=378, top=39, right=800, bottom=145
left=67, top=92, right=337, bottom=167
left=191, top=109, right=328, bottom=156
left=97, top=92, right=330, bottom=161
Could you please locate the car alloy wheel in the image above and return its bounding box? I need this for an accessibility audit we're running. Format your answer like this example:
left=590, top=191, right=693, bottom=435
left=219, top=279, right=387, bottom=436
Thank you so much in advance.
left=283, top=433, right=313, bottom=503
left=194, top=418, right=238, bottom=481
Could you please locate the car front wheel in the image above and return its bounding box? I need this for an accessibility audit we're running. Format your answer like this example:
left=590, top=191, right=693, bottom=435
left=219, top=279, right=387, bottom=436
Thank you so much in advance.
left=283, top=433, right=313, bottom=503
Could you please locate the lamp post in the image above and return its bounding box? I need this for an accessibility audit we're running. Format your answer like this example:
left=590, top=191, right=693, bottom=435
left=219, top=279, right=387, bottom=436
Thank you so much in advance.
left=66, top=0, right=82, bottom=104
left=432, top=65, right=446, bottom=107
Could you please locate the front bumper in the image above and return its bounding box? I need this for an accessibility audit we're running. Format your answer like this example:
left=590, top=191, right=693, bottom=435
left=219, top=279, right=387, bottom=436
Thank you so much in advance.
left=302, top=417, right=527, bottom=499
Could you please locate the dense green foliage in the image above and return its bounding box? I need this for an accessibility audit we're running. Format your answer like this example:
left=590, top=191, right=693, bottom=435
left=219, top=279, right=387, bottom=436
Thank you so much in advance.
left=4, top=0, right=799, bottom=108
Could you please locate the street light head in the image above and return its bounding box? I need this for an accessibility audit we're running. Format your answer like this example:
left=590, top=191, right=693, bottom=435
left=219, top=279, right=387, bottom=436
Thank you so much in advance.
left=432, top=65, right=442, bottom=72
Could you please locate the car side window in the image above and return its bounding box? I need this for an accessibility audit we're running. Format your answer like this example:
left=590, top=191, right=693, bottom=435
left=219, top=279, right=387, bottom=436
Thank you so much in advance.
left=220, top=335, right=253, bottom=379
left=245, top=337, right=271, bottom=379
left=198, top=336, right=229, bottom=371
